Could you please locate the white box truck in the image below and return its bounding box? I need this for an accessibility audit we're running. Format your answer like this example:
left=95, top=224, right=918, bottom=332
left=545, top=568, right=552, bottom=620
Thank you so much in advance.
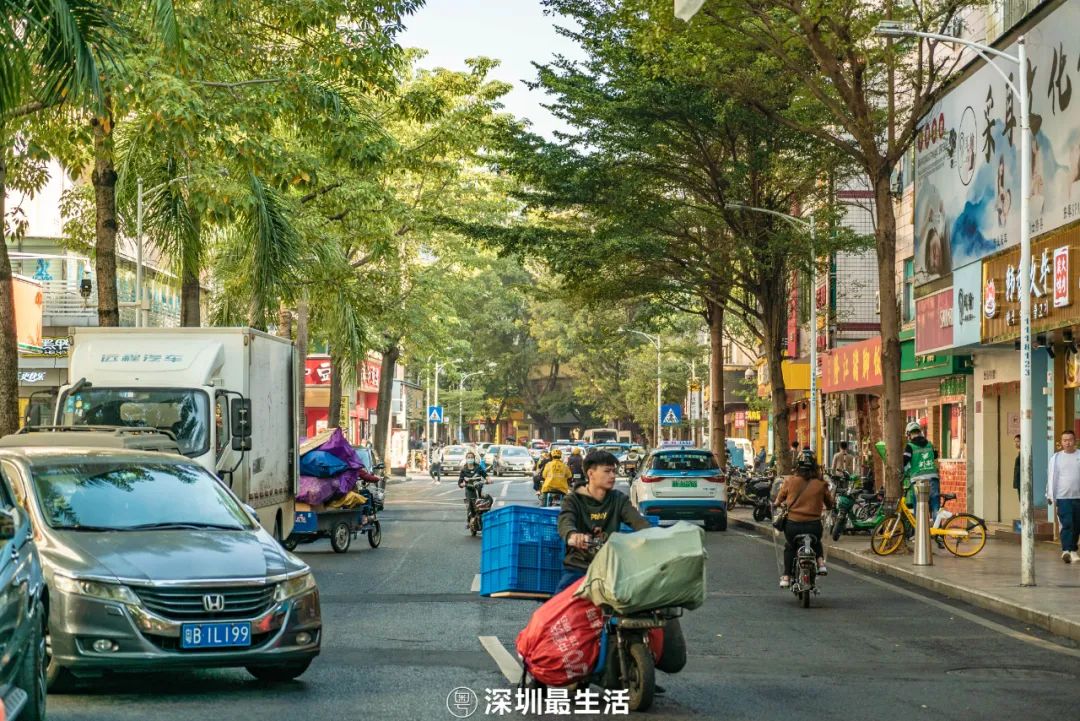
left=54, top=327, right=299, bottom=539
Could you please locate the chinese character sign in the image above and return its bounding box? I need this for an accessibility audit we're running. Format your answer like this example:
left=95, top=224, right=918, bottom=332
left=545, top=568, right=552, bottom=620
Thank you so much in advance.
left=1054, top=246, right=1070, bottom=307
left=914, top=0, right=1080, bottom=283
left=305, top=358, right=333, bottom=385
left=821, top=337, right=883, bottom=393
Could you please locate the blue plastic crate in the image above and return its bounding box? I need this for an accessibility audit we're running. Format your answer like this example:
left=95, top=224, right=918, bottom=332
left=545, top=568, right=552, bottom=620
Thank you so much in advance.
left=480, top=506, right=564, bottom=596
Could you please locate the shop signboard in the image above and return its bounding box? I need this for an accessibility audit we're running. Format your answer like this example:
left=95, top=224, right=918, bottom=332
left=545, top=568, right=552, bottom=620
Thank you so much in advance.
left=821, top=336, right=882, bottom=393
left=953, top=262, right=982, bottom=347
left=786, top=272, right=799, bottom=358
left=915, top=287, right=954, bottom=355
left=982, top=225, right=1080, bottom=343
left=359, top=360, right=381, bottom=393
left=305, top=357, right=332, bottom=385
left=14, top=276, right=43, bottom=354
left=1065, top=347, right=1080, bottom=389
left=913, top=0, right=1080, bottom=284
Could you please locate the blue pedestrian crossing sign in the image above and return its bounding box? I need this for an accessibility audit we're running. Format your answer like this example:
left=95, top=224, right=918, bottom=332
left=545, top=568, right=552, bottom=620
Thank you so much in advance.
left=428, top=405, right=444, bottom=423
left=660, top=404, right=682, bottom=426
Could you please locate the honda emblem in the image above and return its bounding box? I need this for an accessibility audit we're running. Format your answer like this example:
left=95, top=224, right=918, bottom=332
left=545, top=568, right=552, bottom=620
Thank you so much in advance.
left=202, top=594, right=226, bottom=613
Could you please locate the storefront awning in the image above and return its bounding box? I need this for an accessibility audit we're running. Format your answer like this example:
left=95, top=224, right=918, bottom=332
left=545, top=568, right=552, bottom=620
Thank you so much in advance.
left=756, top=360, right=810, bottom=398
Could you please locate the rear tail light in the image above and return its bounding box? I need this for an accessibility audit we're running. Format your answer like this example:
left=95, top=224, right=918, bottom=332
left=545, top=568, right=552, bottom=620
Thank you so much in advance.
left=639, top=475, right=662, bottom=484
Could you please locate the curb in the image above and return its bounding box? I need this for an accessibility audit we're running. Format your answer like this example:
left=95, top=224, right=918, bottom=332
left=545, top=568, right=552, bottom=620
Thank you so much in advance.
left=730, top=515, right=1080, bottom=644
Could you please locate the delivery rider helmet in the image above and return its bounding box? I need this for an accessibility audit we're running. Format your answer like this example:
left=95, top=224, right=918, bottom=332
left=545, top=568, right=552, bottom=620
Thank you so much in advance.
left=551, top=449, right=563, bottom=459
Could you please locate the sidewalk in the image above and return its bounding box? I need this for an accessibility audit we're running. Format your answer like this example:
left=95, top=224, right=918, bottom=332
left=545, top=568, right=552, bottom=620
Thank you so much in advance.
left=729, top=507, right=1080, bottom=643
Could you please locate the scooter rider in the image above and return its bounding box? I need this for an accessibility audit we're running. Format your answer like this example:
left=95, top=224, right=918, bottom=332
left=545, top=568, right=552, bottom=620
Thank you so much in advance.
left=774, top=449, right=834, bottom=588
left=534, top=449, right=552, bottom=494
left=458, top=452, right=488, bottom=524
left=567, top=446, right=586, bottom=488
left=556, top=450, right=651, bottom=591
left=903, top=420, right=941, bottom=518
left=540, top=449, right=573, bottom=506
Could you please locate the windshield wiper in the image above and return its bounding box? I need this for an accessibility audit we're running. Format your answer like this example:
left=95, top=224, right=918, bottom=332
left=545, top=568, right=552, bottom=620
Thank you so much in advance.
left=123, top=522, right=244, bottom=531
left=55, top=524, right=120, bottom=532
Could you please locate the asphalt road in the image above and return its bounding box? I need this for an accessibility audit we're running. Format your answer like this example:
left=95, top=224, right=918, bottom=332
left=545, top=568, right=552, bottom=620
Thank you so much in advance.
left=49, top=475, right=1080, bottom=721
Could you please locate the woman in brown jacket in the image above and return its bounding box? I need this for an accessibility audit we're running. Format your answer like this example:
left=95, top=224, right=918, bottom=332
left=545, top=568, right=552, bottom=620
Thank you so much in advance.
left=774, top=450, right=834, bottom=588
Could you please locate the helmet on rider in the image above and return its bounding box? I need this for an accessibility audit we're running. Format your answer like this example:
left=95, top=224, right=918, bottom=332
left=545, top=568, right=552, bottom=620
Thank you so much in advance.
left=571, top=447, right=583, bottom=455
left=551, top=449, right=563, bottom=459
left=796, top=448, right=816, bottom=470
left=905, top=420, right=923, bottom=437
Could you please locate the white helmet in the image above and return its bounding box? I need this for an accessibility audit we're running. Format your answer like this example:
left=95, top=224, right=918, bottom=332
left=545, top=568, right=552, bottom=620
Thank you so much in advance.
left=905, top=421, right=922, bottom=435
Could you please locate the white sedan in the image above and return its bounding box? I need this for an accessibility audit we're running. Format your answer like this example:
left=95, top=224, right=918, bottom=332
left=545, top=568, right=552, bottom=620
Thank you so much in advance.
left=629, top=448, right=728, bottom=531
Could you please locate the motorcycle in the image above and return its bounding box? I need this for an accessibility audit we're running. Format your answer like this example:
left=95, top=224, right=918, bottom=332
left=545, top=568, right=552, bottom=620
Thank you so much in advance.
left=829, top=476, right=885, bottom=541
left=540, top=491, right=565, bottom=508
left=789, top=533, right=819, bottom=608
left=620, top=449, right=644, bottom=481
left=522, top=535, right=688, bottom=712
left=749, top=475, right=775, bottom=522
left=463, top=478, right=493, bottom=536
left=726, top=466, right=752, bottom=507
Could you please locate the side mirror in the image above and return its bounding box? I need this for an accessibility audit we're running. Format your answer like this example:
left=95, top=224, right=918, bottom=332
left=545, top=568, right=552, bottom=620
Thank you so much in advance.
left=230, top=398, right=253, bottom=451
left=373, top=463, right=385, bottom=472
left=0, top=508, right=17, bottom=541
left=242, top=504, right=259, bottom=521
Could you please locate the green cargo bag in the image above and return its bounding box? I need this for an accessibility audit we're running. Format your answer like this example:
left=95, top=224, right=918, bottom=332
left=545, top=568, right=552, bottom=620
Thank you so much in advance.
left=574, top=522, right=707, bottom=614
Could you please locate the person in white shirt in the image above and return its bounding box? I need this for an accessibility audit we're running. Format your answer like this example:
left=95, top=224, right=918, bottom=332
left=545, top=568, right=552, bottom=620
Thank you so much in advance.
left=1047, top=429, right=1080, bottom=564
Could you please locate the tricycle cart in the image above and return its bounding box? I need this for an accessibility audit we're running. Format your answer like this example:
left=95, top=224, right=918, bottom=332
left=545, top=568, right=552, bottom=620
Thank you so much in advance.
left=285, top=501, right=382, bottom=553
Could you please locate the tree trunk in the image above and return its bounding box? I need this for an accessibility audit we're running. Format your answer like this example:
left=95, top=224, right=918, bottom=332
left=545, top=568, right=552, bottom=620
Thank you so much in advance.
left=328, top=348, right=343, bottom=430
left=756, top=268, right=791, bottom=474
left=0, top=152, right=21, bottom=435
left=706, top=297, right=726, bottom=463
left=374, top=343, right=400, bottom=466
left=180, top=268, right=200, bottom=326
left=873, top=170, right=903, bottom=502
left=276, top=304, right=292, bottom=338
left=92, top=103, right=119, bottom=327
left=295, top=294, right=309, bottom=435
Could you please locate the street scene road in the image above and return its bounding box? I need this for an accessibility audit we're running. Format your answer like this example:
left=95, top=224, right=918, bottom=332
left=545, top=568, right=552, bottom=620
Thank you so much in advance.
left=46, top=476, right=1080, bottom=721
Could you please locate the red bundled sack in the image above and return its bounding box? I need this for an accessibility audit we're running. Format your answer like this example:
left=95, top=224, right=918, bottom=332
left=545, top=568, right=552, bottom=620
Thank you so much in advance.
left=516, top=579, right=605, bottom=686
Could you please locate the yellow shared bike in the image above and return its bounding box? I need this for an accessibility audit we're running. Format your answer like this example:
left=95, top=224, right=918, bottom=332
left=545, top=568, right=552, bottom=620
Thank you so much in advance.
left=870, top=491, right=987, bottom=558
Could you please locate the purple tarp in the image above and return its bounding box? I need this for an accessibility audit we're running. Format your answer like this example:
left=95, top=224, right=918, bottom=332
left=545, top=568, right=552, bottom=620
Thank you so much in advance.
left=298, top=469, right=359, bottom=505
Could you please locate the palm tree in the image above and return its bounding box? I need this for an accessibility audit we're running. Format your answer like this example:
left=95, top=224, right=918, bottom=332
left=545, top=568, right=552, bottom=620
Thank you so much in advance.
left=0, top=0, right=116, bottom=435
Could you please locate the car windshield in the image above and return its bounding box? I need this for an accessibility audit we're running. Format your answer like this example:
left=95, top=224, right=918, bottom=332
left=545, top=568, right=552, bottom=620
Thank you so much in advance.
left=651, top=453, right=719, bottom=472
left=29, top=461, right=253, bottom=531
left=443, top=446, right=466, bottom=457
left=503, top=447, right=529, bottom=457
left=58, top=388, right=210, bottom=457
left=593, top=444, right=625, bottom=454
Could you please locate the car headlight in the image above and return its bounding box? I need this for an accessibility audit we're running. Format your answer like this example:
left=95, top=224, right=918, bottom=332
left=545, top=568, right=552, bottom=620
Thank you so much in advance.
left=275, top=572, right=317, bottom=601
left=54, top=575, right=141, bottom=605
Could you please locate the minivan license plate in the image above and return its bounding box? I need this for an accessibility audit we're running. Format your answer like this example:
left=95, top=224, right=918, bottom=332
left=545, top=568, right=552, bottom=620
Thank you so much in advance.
left=181, top=622, right=252, bottom=649
left=672, top=480, right=697, bottom=488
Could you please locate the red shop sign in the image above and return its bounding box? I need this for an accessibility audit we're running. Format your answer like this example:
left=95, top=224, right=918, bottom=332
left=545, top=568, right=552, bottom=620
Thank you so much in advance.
left=915, top=287, right=954, bottom=355
left=1054, top=246, right=1070, bottom=308
left=305, top=357, right=332, bottom=386
left=821, top=336, right=882, bottom=393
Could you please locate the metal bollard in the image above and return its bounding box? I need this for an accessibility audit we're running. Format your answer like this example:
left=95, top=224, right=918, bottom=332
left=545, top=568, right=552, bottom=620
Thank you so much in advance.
left=913, top=478, right=933, bottom=566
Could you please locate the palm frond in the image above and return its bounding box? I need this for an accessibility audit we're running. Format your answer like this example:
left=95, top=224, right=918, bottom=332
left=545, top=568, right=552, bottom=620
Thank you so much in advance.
left=26, top=0, right=118, bottom=114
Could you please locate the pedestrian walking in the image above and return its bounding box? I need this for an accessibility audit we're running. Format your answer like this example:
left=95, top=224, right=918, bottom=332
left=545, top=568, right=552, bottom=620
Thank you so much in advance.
left=830, top=441, right=855, bottom=476
left=1013, top=434, right=1021, bottom=501
left=789, top=441, right=800, bottom=466
left=1047, top=429, right=1080, bottom=564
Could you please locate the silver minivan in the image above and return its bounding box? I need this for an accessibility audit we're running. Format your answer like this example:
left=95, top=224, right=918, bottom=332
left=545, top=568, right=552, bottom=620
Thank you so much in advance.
left=0, top=440, right=321, bottom=690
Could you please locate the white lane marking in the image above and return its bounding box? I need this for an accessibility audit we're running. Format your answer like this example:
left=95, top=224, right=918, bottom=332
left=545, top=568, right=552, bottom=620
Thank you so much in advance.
left=740, top=532, right=1080, bottom=658
left=386, top=500, right=462, bottom=507
left=500, top=482, right=510, bottom=498
left=471, top=574, right=481, bottom=592
left=479, top=635, right=523, bottom=684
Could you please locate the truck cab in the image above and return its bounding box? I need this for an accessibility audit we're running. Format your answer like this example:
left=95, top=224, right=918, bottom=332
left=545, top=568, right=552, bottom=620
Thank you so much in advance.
left=52, top=328, right=299, bottom=540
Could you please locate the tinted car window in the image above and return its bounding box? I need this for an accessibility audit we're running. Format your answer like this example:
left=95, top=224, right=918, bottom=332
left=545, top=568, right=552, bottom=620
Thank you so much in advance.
left=651, top=453, right=719, bottom=472
left=28, top=461, right=254, bottom=531
left=503, top=447, right=529, bottom=457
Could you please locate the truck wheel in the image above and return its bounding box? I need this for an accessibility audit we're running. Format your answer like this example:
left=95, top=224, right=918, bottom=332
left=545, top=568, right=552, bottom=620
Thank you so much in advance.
left=282, top=536, right=299, bottom=552
left=330, top=521, right=352, bottom=553
left=368, top=521, right=382, bottom=548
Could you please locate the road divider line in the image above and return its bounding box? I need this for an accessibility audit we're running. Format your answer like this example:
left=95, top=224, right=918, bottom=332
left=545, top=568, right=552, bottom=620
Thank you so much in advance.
left=500, top=482, right=510, bottom=498
left=471, top=574, right=480, bottom=592
left=479, top=635, right=522, bottom=684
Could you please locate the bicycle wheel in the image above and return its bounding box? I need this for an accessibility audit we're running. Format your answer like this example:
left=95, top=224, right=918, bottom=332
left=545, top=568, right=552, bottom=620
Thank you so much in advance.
left=941, top=513, right=987, bottom=557
left=871, top=516, right=905, bottom=556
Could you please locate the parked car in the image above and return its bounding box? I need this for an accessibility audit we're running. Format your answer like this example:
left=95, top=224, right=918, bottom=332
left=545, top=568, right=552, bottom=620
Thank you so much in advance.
left=0, top=459, right=47, bottom=719
left=629, top=448, right=727, bottom=531
left=492, top=445, right=535, bottom=476
left=439, top=445, right=471, bottom=474
left=0, top=429, right=322, bottom=690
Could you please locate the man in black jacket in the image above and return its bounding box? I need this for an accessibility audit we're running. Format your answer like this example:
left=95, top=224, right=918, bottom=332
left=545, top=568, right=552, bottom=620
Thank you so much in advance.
left=555, top=450, right=651, bottom=591
left=567, top=446, right=585, bottom=488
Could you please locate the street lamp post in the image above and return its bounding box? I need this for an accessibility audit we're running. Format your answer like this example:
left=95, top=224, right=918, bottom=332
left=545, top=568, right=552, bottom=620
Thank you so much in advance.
left=457, top=369, right=490, bottom=444
left=875, top=23, right=1035, bottom=584
left=621, top=329, right=662, bottom=446
left=726, top=204, right=818, bottom=457
left=132, top=174, right=198, bottom=327
left=874, top=24, right=1035, bottom=587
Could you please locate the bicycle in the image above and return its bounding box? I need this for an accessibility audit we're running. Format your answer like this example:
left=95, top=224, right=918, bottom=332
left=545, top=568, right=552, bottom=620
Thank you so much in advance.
left=870, top=491, right=987, bottom=557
